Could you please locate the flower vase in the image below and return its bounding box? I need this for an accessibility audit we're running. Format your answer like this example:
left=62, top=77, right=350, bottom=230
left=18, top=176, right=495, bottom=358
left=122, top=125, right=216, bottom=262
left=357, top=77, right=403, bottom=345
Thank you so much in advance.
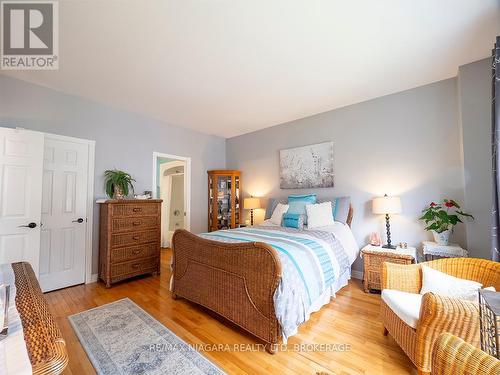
left=432, top=229, right=451, bottom=246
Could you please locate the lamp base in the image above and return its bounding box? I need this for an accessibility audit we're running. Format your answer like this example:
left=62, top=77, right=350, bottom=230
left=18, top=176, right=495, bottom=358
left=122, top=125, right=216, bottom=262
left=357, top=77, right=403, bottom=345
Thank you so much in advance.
left=382, top=244, right=396, bottom=250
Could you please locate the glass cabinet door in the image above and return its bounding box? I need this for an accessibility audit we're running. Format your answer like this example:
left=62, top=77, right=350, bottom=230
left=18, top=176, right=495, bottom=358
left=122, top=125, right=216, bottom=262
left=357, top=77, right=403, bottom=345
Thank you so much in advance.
left=217, top=175, right=231, bottom=230
left=208, top=175, right=214, bottom=230
left=234, top=175, right=240, bottom=227
left=208, top=171, right=241, bottom=232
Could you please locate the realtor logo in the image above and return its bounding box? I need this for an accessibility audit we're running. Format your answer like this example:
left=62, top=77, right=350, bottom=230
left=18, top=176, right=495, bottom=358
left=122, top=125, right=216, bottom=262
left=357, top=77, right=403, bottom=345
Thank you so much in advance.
left=1, top=1, right=58, bottom=70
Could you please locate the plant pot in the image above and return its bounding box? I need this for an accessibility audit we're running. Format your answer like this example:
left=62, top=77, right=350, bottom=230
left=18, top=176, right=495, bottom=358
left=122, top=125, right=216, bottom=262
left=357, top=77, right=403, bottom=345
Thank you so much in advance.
left=432, top=229, right=451, bottom=246
left=113, top=186, right=125, bottom=199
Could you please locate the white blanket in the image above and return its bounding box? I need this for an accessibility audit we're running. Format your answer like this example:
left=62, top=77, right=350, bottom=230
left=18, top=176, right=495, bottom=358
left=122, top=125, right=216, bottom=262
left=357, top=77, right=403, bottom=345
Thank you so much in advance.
left=0, top=264, right=32, bottom=375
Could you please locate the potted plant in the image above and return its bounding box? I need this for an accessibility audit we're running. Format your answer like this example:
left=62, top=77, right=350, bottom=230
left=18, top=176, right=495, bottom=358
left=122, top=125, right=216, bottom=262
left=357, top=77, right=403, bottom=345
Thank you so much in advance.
left=104, top=169, right=135, bottom=199
left=419, top=199, right=473, bottom=245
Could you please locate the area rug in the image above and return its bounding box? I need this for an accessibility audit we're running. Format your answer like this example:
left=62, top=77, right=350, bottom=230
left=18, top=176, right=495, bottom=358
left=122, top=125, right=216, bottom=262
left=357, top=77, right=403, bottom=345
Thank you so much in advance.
left=69, top=298, right=225, bottom=375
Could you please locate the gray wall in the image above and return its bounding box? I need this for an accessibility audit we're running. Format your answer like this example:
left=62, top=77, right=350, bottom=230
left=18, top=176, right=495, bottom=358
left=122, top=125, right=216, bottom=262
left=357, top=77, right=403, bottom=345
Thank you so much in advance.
left=226, top=78, right=466, bottom=273
left=0, top=75, right=226, bottom=274
left=458, top=58, right=493, bottom=260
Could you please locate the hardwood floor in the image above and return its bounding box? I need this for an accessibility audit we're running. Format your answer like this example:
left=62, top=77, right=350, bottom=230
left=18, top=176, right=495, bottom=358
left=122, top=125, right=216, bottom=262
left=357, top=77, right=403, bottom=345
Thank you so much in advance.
left=46, top=249, right=414, bottom=375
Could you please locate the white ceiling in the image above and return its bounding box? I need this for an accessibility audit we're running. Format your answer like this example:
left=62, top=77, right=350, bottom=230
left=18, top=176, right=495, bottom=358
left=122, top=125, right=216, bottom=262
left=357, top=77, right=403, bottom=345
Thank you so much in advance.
left=3, top=1, right=500, bottom=138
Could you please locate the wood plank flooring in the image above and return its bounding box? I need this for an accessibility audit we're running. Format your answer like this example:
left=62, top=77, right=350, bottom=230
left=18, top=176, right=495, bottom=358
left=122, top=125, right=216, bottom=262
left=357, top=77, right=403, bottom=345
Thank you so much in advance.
left=45, top=249, right=414, bottom=375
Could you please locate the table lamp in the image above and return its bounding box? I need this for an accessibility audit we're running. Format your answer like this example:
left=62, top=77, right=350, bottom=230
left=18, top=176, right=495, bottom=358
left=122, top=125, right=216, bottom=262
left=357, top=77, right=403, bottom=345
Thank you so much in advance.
left=372, top=194, right=402, bottom=249
left=244, top=197, right=261, bottom=226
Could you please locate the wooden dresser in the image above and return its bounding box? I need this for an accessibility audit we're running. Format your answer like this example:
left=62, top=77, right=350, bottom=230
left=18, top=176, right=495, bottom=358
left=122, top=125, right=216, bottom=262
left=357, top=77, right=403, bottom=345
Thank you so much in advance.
left=98, top=199, right=162, bottom=287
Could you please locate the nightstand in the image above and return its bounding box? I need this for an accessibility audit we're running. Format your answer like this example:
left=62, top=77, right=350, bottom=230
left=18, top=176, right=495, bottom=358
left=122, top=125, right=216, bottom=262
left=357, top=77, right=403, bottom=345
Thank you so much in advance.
left=422, top=241, right=468, bottom=261
left=360, top=245, right=416, bottom=293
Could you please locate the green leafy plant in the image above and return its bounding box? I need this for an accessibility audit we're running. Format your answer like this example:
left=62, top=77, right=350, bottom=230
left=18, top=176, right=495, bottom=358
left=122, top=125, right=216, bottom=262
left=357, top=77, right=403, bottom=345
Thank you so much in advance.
left=419, top=199, right=473, bottom=233
left=104, top=169, right=135, bottom=198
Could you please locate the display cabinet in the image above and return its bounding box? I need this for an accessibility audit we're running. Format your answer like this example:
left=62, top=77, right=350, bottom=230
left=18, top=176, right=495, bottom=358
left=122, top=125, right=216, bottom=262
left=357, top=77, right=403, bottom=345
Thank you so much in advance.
left=207, top=170, right=241, bottom=231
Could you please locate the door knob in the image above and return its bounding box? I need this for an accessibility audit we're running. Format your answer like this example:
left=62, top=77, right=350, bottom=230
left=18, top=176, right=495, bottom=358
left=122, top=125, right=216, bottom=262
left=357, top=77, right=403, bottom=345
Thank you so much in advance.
left=72, top=218, right=84, bottom=223
left=18, top=222, right=37, bottom=229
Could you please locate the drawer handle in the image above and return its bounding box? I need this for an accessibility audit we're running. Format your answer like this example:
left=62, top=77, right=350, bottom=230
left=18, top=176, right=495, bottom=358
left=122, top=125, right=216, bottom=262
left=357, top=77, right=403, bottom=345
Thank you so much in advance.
left=132, top=235, right=140, bottom=240
left=133, top=207, right=142, bottom=212
left=133, top=221, right=141, bottom=226
left=132, top=249, right=141, bottom=255
left=132, top=263, right=140, bottom=269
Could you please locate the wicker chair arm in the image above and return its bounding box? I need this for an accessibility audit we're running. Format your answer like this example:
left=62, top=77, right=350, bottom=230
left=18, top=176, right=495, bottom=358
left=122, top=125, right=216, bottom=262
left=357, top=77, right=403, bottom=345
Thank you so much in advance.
left=381, top=262, right=421, bottom=293
left=431, top=333, right=500, bottom=375
left=415, top=293, right=480, bottom=371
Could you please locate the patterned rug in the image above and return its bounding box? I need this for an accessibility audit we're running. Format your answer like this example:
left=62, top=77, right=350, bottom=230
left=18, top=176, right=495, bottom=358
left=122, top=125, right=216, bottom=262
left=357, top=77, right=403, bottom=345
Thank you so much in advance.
left=69, top=298, right=225, bottom=375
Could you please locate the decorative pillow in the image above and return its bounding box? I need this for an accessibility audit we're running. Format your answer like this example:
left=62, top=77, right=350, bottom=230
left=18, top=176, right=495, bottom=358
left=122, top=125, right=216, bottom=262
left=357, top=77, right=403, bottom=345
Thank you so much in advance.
left=318, top=196, right=351, bottom=224
left=306, top=201, right=335, bottom=229
left=269, top=203, right=289, bottom=226
left=420, top=265, right=483, bottom=301
left=282, top=213, right=304, bottom=229
left=265, top=198, right=285, bottom=220
left=287, top=194, right=317, bottom=225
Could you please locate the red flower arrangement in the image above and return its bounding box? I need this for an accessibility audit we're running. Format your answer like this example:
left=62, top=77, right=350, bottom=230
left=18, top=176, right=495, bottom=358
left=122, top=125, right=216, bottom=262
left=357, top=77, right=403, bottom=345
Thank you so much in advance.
left=419, top=199, right=473, bottom=233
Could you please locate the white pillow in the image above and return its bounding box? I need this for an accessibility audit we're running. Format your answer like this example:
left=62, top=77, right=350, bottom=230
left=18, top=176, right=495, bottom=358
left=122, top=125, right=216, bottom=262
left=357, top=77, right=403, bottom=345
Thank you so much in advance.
left=306, top=201, right=335, bottom=229
left=420, top=265, right=484, bottom=302
left=269, top=203, right=289, bottom=225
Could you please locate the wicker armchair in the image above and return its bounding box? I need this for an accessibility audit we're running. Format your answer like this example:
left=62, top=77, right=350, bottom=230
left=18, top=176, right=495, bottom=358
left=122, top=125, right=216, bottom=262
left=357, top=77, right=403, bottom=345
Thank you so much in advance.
left=381, top=257, right=500, bottom=375
left=432, top=333, right=500, bottom=375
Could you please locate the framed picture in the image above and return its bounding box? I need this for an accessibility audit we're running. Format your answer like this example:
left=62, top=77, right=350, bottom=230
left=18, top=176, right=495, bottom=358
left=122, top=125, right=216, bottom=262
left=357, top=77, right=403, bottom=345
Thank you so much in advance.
left=279, top=141, right=334, bottom=189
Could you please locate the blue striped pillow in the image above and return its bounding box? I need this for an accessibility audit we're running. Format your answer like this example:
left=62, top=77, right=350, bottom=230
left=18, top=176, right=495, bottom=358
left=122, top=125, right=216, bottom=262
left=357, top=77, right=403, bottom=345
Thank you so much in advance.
left=282, top=213, right=304, bottom=229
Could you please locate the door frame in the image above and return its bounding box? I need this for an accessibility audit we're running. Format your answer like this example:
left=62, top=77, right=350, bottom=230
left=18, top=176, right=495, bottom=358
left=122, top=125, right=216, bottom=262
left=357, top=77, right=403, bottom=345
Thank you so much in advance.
left=152, top=152, right=191, bottom=231
left=41, top=132, right=96, bottom=284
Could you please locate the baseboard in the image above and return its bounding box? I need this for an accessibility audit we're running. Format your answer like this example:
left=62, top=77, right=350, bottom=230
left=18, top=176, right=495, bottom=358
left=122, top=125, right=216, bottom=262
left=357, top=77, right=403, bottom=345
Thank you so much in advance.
left=351, top=270, right=363, bottom=280
left=86, top=273, right=98, bottom=284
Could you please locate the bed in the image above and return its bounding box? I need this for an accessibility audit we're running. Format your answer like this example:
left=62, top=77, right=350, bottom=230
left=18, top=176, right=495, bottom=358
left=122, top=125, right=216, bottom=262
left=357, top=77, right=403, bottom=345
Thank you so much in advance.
left=171, top=204, right=357, bottom=353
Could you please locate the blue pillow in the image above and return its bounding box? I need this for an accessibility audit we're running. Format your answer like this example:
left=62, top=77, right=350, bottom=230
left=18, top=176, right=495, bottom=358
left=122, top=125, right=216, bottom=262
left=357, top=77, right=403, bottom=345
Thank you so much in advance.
left=287, top=194, right=317, bottom=225
left=282, top=213, right=304, bottom=229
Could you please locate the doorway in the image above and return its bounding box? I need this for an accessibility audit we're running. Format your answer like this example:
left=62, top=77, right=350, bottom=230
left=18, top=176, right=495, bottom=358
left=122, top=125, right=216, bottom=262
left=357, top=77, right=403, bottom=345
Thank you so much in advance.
left=152, top=152, right=191, bottom=247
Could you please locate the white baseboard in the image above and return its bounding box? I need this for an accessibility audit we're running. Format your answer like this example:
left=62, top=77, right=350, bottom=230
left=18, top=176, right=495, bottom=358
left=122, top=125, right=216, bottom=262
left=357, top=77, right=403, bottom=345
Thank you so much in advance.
left=86, top=273, right=98, bottom=284
left=351, top=270, right=363, bottom=280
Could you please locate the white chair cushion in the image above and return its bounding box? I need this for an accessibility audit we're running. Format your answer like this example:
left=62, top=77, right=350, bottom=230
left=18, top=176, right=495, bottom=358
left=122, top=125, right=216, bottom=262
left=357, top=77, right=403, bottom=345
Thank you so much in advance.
left=420, top=265, right=483, bottom=302
left=381, top=289, right=423, bottom=329
left=269, top=203, right=289, bottom=225
left=305, top=201, right=335, bottom=229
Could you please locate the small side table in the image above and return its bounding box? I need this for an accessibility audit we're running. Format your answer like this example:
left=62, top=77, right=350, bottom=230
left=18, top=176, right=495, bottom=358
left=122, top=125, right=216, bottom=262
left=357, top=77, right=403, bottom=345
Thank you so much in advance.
left=360, top=245, right=416, bottom=293
left=422, top=241, right=468, bottom=261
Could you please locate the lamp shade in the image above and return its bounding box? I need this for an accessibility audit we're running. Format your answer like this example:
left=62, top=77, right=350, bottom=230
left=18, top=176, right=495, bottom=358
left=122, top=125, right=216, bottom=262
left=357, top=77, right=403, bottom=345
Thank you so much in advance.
left=244, top=197, right=261, bottom=210
left=372, top=196, right=402, bottom=215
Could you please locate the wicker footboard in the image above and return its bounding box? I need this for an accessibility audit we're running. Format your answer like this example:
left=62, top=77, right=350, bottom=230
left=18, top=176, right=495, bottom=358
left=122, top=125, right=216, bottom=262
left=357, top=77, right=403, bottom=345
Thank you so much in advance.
left=171, top=229, right=282, bottom=353
left=12, top=262, right=69, bottom=375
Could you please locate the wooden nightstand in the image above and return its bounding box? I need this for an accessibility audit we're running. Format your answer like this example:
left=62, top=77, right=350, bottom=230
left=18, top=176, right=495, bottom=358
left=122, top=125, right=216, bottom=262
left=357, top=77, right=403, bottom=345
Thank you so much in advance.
left=361, top=245, right=416, bottom=293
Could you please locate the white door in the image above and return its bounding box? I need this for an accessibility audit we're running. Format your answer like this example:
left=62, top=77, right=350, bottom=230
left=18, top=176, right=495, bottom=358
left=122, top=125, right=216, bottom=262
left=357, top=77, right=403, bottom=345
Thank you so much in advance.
left=0, top=128, right=44, bottom=275
left=39, top=137, right=89, bottom=292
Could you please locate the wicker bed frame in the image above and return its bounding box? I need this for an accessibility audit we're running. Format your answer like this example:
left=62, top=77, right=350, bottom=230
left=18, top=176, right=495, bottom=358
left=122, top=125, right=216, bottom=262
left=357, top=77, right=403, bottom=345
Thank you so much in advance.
left=171, top=206, right=353, bottom=353
left=11, top=262, right=69, bottom=374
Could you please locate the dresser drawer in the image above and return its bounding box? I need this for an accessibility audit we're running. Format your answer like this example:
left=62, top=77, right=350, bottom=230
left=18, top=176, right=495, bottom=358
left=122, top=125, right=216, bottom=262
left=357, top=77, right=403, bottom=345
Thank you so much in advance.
left=111, top=257, right=158, bottom=278
left=111, top=243, right=158, bottom=263
left=112, top=216, right=159, bottom=232
left=111, top=229, right=159, bottom=248
left=111, top=203, right=160, bottom=217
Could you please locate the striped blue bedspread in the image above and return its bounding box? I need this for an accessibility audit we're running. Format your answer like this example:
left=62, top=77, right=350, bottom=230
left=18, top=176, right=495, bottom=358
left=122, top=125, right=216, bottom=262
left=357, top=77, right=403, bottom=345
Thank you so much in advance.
left=200, top=226, right=351, bottom=341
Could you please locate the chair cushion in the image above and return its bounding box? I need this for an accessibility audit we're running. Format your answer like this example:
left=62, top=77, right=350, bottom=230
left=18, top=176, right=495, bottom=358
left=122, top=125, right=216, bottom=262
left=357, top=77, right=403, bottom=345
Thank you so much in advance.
left=381, top=289, right=423, bottom=329
left=420, top=265, right=483, bottom=301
